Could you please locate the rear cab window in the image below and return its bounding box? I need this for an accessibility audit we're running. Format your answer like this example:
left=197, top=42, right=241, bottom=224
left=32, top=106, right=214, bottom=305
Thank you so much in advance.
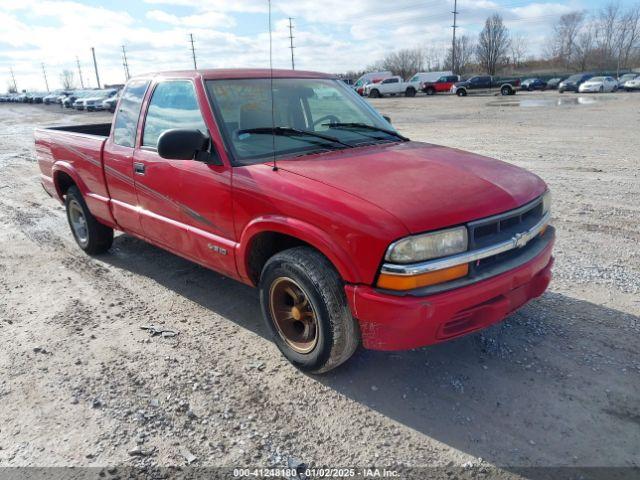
left=113, top=80, right=150, bottom=147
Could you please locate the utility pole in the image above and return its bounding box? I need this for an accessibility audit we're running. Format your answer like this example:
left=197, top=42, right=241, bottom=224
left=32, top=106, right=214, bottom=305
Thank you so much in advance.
left=189, top=33, right=197, bottom=70
left=451, top=0, right=459, bottom=74
left=10, top=67, right=18, bottom=92
left=91, top=47, right=101, bottom=89
left=41, top=63, right=50, bottom=92
left=76, top=56, right=85, bottom=88
left=288, top=17, right=295, bottom=70
left=121, top=45, right=131, bottom=80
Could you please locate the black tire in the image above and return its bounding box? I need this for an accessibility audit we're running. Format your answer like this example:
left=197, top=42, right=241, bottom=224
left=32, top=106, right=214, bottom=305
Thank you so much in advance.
left=500, top=86, right=511, bottom=96
left=369, top=89, right=380, bottom=98
left=65, top=185, right=113, bottom=254
left=405, top=87, right=416, bottom=97
left=425, top=87, right=435, bottom=96
left=259, top=247, right=360, bottom=374
left=456, top=88, right=467, bottom=97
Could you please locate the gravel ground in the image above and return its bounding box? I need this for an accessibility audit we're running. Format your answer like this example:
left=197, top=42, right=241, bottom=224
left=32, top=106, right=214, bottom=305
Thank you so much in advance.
left=0, top=91, right=638, bottom=478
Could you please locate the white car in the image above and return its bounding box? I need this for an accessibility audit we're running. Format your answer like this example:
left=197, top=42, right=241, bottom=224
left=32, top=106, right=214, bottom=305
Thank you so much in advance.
left=623, top=76, right=640, bottom=91
left=578, top=76, right=618, bottom=93
left=83, top=90, right=117, bottom=111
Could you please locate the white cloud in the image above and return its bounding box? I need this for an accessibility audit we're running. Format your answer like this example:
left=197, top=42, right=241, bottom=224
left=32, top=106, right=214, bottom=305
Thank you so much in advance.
left=146, top=9, right=236, bottom=28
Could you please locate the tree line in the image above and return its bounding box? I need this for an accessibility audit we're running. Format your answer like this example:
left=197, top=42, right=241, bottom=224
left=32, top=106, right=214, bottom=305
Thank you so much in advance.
left=357, top=1, right=640, bottom=79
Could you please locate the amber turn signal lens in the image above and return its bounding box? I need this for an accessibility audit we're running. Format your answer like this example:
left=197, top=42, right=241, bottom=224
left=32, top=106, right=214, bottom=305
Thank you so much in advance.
left=377, top=263, right=469, bottom=291
left=540, top=224, right=548, bottom=236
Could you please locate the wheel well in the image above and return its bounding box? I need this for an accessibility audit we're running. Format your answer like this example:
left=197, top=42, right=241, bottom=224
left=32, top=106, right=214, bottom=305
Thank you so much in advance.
left=247, top=232, right=315, bottom=285
left=55, top=172, right=76, bottom=197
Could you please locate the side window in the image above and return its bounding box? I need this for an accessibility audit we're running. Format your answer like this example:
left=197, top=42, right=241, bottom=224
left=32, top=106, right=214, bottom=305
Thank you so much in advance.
left=142, top=81, right=207, bottom=148
left=113, top=80, right=150, bottom=147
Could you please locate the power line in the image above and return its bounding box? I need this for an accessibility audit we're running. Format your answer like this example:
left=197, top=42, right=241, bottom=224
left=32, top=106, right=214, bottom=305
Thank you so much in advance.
left=122, top=45, right=131, bottom=80
left=451, top=0, right=459, bottom=74
left=91, top=47, right=101, bottom=88
left=76, top=56, right=85, bottom=88
left=189, top=33, right=197, bottom=70
left=41, top=63, right=50, bottom=92
left=288, top=17, right=296, bottom=70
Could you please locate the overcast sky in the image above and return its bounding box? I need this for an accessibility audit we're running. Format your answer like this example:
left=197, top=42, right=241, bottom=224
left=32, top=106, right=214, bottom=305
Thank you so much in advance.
left=0, top=0, right=627, bottom=91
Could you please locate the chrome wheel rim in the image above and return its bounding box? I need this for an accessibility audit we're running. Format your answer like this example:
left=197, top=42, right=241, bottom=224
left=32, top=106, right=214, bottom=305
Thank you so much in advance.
left=68, top=199, right=89, bottom=247
left=269, top=277, right=318, bottom=354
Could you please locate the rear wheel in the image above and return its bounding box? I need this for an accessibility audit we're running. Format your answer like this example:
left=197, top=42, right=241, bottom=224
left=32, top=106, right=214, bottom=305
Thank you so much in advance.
left=65, top=186, right=113, bottom=254
left=456, top=89, right=467, bottom=97
left=501, top=86, right=511, bottom=96
left=259, top=247, right=360, bottom=374
left=425, top=87, right=436, bottom=96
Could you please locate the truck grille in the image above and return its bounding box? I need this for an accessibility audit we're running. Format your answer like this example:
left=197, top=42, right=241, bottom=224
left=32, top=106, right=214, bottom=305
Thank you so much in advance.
left=467, top=197, right=545, bottom=273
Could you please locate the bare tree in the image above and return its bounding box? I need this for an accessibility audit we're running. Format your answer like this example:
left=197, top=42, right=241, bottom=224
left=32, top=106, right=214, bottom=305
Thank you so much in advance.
left=510, top=34, right=528, bottom=69
left=60, top=70, right=76, bottom=89
left=424, top=46, right=443, bottom=72
left=552, top=11, right=586, bottom=68
left=445, top=35, right=475, bottom=74
left=476, top=14, right=510, bottom=75
left=574, top=21, right=597, bottom=71
left=615, top=4, right=640, bottom=72
left=379, top=48, right=425, bottom=80
left=594, top=2, right=621, bottom=69
left=7, top=81, right=17, bottom=94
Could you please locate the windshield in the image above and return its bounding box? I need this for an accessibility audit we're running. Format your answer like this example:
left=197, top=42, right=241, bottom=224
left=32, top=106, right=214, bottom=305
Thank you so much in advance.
left=206, top=78, right=399, bottom=165
left=589, top=76, right=604, bottom=82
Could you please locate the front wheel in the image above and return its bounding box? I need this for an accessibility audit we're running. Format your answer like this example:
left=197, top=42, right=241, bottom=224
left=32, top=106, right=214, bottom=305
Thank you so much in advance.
left=405, top=87, right=416, bottom=97
left=259, top=247, right=360, bottom=374
left=369, top=89, right=380, bottom=98
left=425, top=87, right=435, bottom=96
left=456, top=89, right=467, bottom=97
left=65, top=186, right=113, bottom=254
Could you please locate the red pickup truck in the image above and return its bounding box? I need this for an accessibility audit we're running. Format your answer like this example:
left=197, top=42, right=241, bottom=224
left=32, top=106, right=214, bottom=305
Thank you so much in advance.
left=36, top=69, right=554, bottom=373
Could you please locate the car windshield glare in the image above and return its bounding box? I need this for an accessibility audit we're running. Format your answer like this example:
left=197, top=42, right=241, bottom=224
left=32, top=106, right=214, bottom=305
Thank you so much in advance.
left=206, top=78, right=397, bottom=165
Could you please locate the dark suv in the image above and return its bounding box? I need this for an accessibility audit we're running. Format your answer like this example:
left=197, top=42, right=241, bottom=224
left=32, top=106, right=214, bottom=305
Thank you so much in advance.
left=558, top=73, right=593, bottom=93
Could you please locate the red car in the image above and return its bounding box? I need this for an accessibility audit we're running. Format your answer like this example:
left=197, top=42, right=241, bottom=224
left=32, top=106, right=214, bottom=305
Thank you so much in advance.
left=36, top=69, right=554, bottom=373
left=421, top=74, right=461, bottom=95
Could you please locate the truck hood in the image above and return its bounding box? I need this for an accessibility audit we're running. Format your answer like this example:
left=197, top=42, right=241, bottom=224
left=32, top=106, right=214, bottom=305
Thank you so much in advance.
left=275, top=141, right=546, bottom=234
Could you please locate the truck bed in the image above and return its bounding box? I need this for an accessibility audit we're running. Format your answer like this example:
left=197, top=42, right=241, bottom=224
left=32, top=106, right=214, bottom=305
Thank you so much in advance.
left=35, top=122, right=115, bottom=227
left=43, top=123, right=112, bottom=137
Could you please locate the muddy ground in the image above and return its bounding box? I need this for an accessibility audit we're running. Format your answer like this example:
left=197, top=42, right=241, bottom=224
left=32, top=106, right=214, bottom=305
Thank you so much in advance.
left=0, top=91, right=638, bottom=478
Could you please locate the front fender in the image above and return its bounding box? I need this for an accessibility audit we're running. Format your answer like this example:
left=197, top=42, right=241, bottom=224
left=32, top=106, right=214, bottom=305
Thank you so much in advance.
left=237, top=215, right=360, bottom=285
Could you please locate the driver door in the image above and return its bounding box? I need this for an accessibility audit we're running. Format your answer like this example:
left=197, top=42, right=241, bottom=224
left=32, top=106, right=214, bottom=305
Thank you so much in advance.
left=133, top=79, right=235, bottom=275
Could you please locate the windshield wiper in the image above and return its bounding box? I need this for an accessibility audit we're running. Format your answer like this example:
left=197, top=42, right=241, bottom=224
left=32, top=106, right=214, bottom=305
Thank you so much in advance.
left=237, top=127, right=354, bottom=149
left=323, top=122, right=409, bottom=141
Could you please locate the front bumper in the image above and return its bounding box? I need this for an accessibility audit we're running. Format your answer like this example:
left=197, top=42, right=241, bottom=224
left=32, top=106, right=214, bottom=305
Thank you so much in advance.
left=345, top=230, right=555, bottom=351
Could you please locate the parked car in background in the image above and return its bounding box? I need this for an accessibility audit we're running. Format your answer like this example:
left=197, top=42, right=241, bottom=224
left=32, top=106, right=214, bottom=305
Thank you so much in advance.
left=452, top=76, right=521, bottom=96
left=578, top=76, right=618, bottom=93
left=35, top=68, right=554, bottom=373
left=83, top=89, right=118, bottom=111
left=420, top=74, right=460, bottom=95
left=62, top=92, right=80, bottom=108
left=44, top=92, right=61, bottom=104
left=623, top=76, right=640, bottom=91
left=102, top=93, right=120, bottom=113
left=617, top=73, right=638, bottom=89
left=403, top=71, right=453, bottom=96
left=521, top=78, right=547, bottom=91
left=366, top=76, right=416, bottom=97
left=545, top=78, right=563, bottom=90
left=558, top=73, right=593, bottom=93
left=353, top=71, right=392, bottom=96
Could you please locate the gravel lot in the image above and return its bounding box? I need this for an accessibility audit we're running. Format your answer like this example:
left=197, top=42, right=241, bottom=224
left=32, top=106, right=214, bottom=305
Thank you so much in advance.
left=0, top=91, right=638, bottom=477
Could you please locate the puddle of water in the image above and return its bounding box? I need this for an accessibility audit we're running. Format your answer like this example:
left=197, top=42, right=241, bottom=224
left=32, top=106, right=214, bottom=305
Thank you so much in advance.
left=487, top=96, right=614, bottom=108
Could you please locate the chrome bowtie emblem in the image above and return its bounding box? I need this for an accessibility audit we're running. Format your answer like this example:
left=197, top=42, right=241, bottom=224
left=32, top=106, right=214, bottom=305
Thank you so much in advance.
left=513, top=232, right=528, bottom=249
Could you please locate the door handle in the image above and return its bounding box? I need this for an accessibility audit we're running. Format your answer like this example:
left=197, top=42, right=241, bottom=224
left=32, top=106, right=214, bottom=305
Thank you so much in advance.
left=134, top=162, right=146, bottom=175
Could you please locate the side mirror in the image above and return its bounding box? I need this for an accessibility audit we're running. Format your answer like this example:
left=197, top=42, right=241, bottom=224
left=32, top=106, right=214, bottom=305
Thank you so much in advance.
left=157, top=129, right=221, bottom=165
left=383, top=115, right=392, bottom=124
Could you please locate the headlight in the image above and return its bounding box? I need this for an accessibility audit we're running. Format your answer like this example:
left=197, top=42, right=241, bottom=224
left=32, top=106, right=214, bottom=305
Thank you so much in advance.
left=385, top=226, right=468, bottom=264
left=542, top=190, right=551, bottom=215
